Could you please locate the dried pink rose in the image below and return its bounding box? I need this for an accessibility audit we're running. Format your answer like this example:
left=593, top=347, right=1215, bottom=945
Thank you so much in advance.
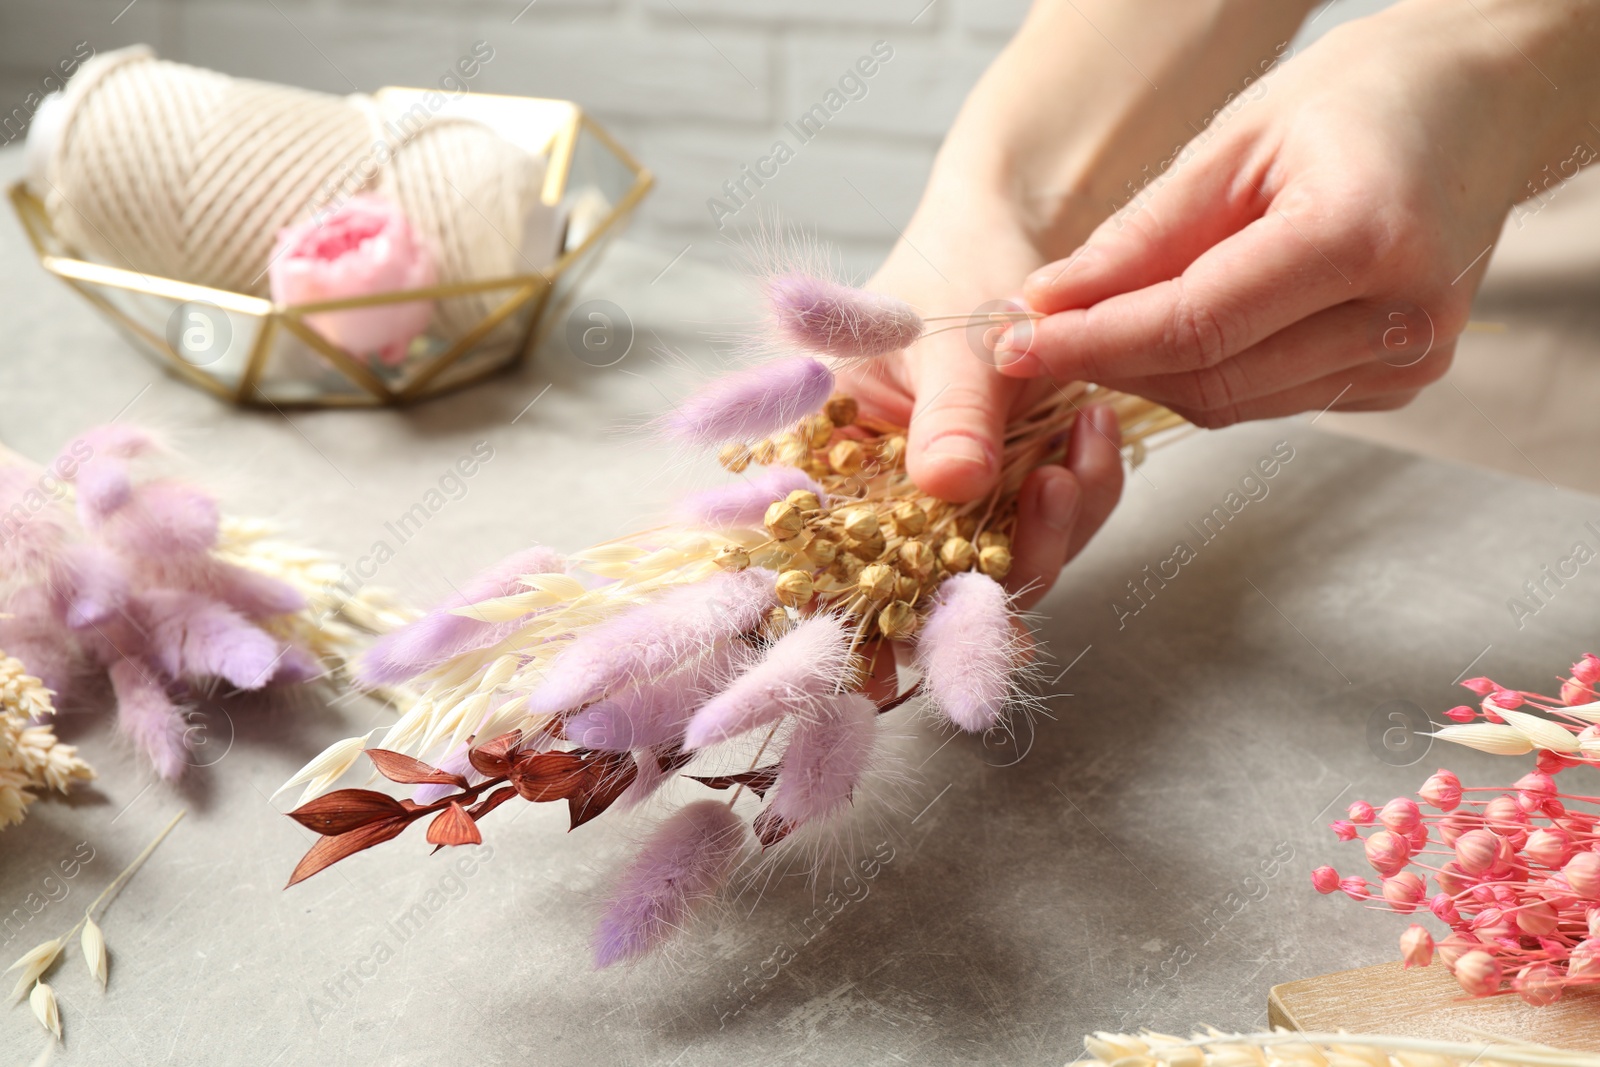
left=269, top=194, right=437, bottom=366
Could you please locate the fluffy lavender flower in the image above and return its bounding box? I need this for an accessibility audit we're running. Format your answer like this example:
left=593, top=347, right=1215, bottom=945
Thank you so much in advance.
left=109, top=660, right=187, bottom=780
left=75, top=457, right=132, bottom=526
left=593, top=799, right=747, bottom=967
left=683, top=612, right=854, bottom=750
left=657, top=357, right=833, bottom=447
left=182, top=559, right=306, bottom=620
left=565, top=652, right=726, bottom=752
left=0, top=466, right=70, bottom=576
left=915, top=571, right=1017, bottom=732
left=526, top=568, right=776, bottom=716
left=768, top=691, right=877, bottom=828
left=676, top=466, right=824, bottom=528
left=56, top=425, right=158, bottom=464
left=140, top=590, right=285, bottom=689
left=93, top=482, right=220, bottom=556
left=357, top=546, right=564, bottom=686
left=766, top=274, right=923, bottom=360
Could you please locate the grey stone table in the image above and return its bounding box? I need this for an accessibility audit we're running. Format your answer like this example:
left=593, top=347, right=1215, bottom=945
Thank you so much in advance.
left=4, top=142, right=1600, bottom=1065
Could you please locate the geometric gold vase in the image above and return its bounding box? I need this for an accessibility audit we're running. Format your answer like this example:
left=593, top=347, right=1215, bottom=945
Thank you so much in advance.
left=9, top=91, right=651, bottom=407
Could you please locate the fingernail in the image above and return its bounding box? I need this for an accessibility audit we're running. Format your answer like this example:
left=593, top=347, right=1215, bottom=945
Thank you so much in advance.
left=1090, top=404, right=1122, bottom=443
left=1038, top=470, right=1079, bottom=533
left=925, top=432, right=995, bottom=475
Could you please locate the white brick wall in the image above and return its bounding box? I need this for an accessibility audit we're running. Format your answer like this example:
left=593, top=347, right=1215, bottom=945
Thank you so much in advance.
left=0, top=0, right=1384, bottom=275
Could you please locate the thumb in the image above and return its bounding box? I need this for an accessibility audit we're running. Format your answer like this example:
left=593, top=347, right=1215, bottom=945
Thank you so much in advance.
left=904, top=335, right=1018, bottom=504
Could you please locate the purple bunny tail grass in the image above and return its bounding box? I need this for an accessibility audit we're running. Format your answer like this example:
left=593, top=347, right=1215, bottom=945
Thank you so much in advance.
left=766, top=274, right=923, bottom=360
left=676, top=466, right=825, bottom=528
left=683, top=612, right=854, bottom=750
left=0, top=593, right=73, bottom=697
left=140, top=590, right=285, bottom=690
left=56, top=425, right=160, bottom=468
left=593, top=799, right=747, bottom=968
left=74, top=456, right=132, bottom=526
left=355, top=545, right=564, bottom=686
left=656, top=357, right=834, bottom=448
left=183, top=558, right=306, bottom=619
left=0, top=466, right=71, bottom=576
left=56, top=544, right=131, bottom=630
left=527, top=568, right=777, bottom=716
left=109, top=660, right=188, bottom=780
left=92, top=481, right=220, bottom=556
left=767, top=691, right=877, bottom=829
left=914, top=571, right=1020, bottom=733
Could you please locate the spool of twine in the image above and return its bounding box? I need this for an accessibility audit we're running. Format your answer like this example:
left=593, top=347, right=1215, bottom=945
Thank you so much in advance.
left=32, top=46, right=551, bottom=341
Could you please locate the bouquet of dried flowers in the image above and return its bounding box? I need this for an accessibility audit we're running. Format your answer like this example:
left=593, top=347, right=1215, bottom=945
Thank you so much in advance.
left=280, top=272, right=1180, bottom=966
left=1315, top=654, right=1600, bottom=1003
left=0, top=428, right=409, bottom=782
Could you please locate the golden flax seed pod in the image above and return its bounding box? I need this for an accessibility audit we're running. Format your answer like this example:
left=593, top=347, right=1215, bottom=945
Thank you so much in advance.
left=858, top=563, right=896, bottom=601
left=877, top=435, right=906, bottom=468
left=829, top=440, right=864, bottom=476
left=764, top=605, right=793, bottom=639
left=878, top=600, right=918, bottom=640
left=751, top=438, right=778, bottom=465
left=890, top=501, right=927, bottom=536
left=898, top=540, right=935, bottom=578
left=824, top=395, right=859, bottom=427
left=954, top=514, right=978, bottom=540
left=846, top=532, right=886, bottom=562
left=807, top=535, right=840, bottom=565
left=774, top=433, right=809, bottom=467
left=775, top=570, right=815, bottom=606
left=977, top=530, right=1011, bottom=551
left=979, top=544, right=1013, bottom=579
left=895, top=573, right=919, bottom=602
left=715, top=545, right=751, bottom=571
left=830, top=553, right=864, bottom=583
left=718, top=443, right=752, bottom=473
left=785, top=489, right=822, bottom=515
left=764, top=500, right=804, bottom=541
left=799, top=413, right=834, bottom=449
left=840, top=507, right=879, bottom=541
left=938, top=536, right=976, bottom=572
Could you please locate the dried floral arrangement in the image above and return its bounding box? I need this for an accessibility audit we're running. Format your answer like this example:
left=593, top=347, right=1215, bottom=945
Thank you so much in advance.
left=0, top=429, right=411, bottom=785
left=280, top=272, right=1181, bottom=966
left=5, top=810, right=184, bottom=1041
left=0, top=651, right=94, bottom=828
left=1072, top=1028, right=1599, bottom=1067
left=1314, top=654, right=1600, bottom=1004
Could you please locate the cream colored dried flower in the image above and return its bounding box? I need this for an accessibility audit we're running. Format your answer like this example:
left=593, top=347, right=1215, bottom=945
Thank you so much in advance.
left=6, top=938, right=62, bottom=1001
left=81, top=915, right=107, bottom=988
left=0, top=651, right=95, bottom=831
left=30, top=980, right=60, bottom=1040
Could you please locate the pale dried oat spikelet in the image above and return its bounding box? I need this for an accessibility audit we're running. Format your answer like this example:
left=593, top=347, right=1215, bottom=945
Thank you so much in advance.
left=0, top=651, right=94, bottom=830
left=1070, top=1029, right=1600, bottom=1067
left=81, top=916, right=107, bottom=988
left=29, top=980, right=60, bottom=1041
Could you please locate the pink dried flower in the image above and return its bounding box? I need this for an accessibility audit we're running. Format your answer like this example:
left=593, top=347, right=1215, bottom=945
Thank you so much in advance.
left=1443, top=705, right=1476, bottom=723
left=1399, top=924, right=1433, bottom=968
left=684, top=613, right=854, bottom=750
left=1311, top=866, right=1340, bottom=894
left=1430, top=893, right=1462, bottom=924
left=1339, top=876, right=1371, bottom=901
left=914, top=571, right=1017, bottom=733
left=1383, top=872, right=1426, bottom=913
left=1452, top=949, right=1502, bottom=996
left=1347, top=800, right=1376, bottom=825
left=765, top=274, right=923, bottom=360
left=766, top=691, right=877, bottom=830
left=593, top=799, right=747, bottom=967
left=1454, top=829, right=1499, bottom=876
left=1564, top=852, right=1600, bottom=898
left=677, top=466, right=826, bottom=528
left=1516, top=900, right=1560, bottom=937
left=1575, top=655, right=1600, bottom=686
left=1329, top=820, right=1357, bottom=841
left=269, top=194, right=437, bottom=365
left=108, top=660, right=187, bottom=780
left=527, top=568, right=776, bottom=715
left=1525, top=828, right=1574, bottom=868
left=1379, top=797, right=1421, bottom=833
left=1461, top=676, right=1497, bottom=697
left=1515, top=770, right=1557, bottom=813
left=1515, top=961, right=1564, bottom=1005
left=358, top=546, right=563, bottom=685
left=1569, top=938, right=1600, bottom=978
left=657, top=357, right=834, bottom=448
left=1418, top=769, right=1462, bottom=811
left=1491, top=688, right=1525, bottom=710
left=1561, top=678, right=1593, bottom=706
left=1364, top=830, right=1409, bottom=877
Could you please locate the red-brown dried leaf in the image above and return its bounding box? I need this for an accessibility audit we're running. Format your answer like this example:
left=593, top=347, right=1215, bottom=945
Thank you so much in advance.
left=467, top=730, right=522, bottom=778
left=366, top=748, right=469, bottom=787
left=426, top=801, right=483, bottom=847
left=509, top=750, right=590, bottom=802
left=286, top=817, right=410, bottom=887
left=753, top=808, right=793, bottom=850
left=287, top=789, right=409, bottom=836
left=466, top=785, right=520, bottom=821
left=690, top=766, right=781, bottom=800
left=568, top=754, right=638, bottom=831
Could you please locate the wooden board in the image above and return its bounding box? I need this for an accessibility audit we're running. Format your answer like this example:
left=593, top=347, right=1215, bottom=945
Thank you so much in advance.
left=1270, top=961, right=1600, bottom=1049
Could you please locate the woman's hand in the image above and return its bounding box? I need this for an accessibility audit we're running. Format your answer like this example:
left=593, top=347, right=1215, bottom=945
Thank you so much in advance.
left=1003, top=0, right=1600, bottom=427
